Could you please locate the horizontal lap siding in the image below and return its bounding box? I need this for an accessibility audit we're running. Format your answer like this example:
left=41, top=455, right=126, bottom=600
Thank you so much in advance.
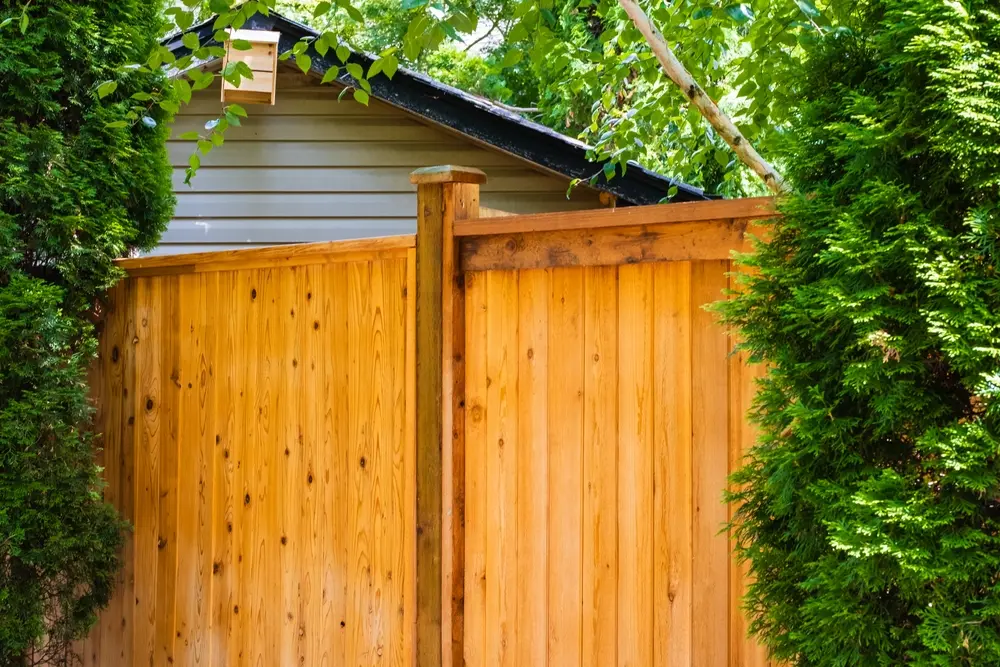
left=83, top=254, right=416, bottom=666
left=162, top=74, right=601, bottom=253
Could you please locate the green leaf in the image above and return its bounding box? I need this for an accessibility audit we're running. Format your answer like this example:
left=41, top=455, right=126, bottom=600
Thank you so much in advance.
left=321, top=66, right=340, bottom=84
left=402, top=0, right=427, bottom=8
left=296, top=54, right=312, bottom=74
left=189, top=153, right=201, bottom=170
left=175, top=10, right=194, bottom=31
left=131, top=92, right=153, bottom=101
left=198, top=139, right=213, bottom=154
left=228, top=103, right=248, bottom=117
left=724, top=4, right=754, bottom=23
left=368, top=58, right=383, bottom=78
left=714, top=149, right=730, bottom=167
left=97, top=81, right=118, bottom=99
left=0, top=17, right=13, bottom=30
left=105, top=121, right=129, bottom=129
left=182, top=32, right=200, bottom=51
left=336, top=45, right=350, bottom=63
left=211, top=132, right=225, bottom=147
left=602, top=161, right=616, bottom=181
left=178, top=131, right=200, bottom=140
left=19, top=8, right=28, bottom=34
left=345, top=4, right=363, bottom=22
left=315, top=35, right=329, bottom=57
left=793, top=0, right=820, bottom=17
left=693, top=7, right=713, bottom=19
left=382, top=55, right=398, bottom=79
left=314, top=1, right=332, bottom=15
left=159, top=99, right=180, bottom=114
left=345, top=63, right=364, bottom=80
left=353, top=89, right=370, bottom=105
left=231, top=39, right=253, bottom=50
left=173, top=79, right=192, bottom=105
left=500, top=49, right=523, bottom=68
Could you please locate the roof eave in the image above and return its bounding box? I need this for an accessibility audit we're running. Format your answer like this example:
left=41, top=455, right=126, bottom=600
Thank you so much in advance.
left=164, top=12, right=714, bottom=204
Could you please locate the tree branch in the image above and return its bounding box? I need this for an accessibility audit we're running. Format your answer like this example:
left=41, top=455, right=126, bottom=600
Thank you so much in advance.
left=617, top=0, right=788, bottom=194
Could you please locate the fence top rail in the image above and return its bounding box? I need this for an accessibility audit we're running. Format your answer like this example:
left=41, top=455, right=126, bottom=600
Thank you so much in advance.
left=117, top=234, right=416, bottom=277
left=454, top=196, right=776, bottom=237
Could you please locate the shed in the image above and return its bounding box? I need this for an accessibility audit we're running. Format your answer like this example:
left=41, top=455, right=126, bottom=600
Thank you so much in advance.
left=159, top=11, right=710, bottom=255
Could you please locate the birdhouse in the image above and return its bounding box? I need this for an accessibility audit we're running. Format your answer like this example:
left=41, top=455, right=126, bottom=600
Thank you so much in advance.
left=221, top=30, right=280, bottom=105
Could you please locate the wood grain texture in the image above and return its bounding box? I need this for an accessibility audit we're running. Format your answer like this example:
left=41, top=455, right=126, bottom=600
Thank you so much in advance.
left=460, top=220, right=748, bottom=272
left=692, top=260, right=732, bottom=667
left=454, top=196, right=776, bottom=236
left=617, top=264, right=654, bottom=667
left=84, top=252, right=415, bottom=667
left=546, top=267, right=584, bottom=667
left=654, top=262, right=694, bottom=667
left=84, top=196, right=776, bottom=667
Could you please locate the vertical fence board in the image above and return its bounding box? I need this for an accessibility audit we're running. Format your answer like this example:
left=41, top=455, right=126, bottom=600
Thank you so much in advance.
left=485, top=270, right=519, bottom=667
left=463, top=270, right=488, bottom=667
left=547, top=267, right=584, bottom=667
left=691, top=260, right=731, bottom=667
left=514, top=268, right=549, bottom=667
left=582, top=266, right=618, bottom=667
left=653, top=261, right=694, bottom=667
left=617, top=264, right=655, bottom=667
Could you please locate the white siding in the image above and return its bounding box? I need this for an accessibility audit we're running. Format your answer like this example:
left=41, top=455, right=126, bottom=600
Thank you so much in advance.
left=162, top=69, right=602, bottom=254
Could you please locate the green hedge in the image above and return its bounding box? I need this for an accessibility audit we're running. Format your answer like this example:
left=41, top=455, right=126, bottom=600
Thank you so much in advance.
left=0, top=0, right=173, bottom=662
left=725, top=1, right=1000, bottom=663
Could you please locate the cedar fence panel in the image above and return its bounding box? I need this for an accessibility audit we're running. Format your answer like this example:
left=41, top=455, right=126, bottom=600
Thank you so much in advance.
left=79, top=166, right=777, bottom=666
left=80, top=238, right=417, bottom=667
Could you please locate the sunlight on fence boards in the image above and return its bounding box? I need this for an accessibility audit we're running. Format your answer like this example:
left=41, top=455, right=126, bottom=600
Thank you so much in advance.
left=461, top=260, right=770, bottom=667
left=80, top=169, right=779, bottom=666
left=81, top=243, right=416, bottom=667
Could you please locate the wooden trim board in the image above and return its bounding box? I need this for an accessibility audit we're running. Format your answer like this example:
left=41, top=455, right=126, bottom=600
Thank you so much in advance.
left=460, top=219, right=749, bottom=272
left=454, top=196, right=776, bottom=236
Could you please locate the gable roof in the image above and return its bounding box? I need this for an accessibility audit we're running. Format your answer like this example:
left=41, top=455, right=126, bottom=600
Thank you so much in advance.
left=163, top=11, right=713, bottom=205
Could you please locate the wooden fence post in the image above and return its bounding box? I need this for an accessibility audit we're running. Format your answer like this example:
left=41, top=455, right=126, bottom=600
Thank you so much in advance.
left=411, top=165, right=487, bottom=667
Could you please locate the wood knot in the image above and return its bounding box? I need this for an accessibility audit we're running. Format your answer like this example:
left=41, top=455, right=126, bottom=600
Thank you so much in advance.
left=213, top=562, right=221, bottom=575
left=233, top=605, right=239, bottom=615
left=251, top=288, right=257, bottom=300
left=313, top=321, right=320, bottom=330
left=111, top=346, right=119, bottom=363
left=359, top=456, right=366, bottom=469
left=145, top=398, right=154, bottom=411
left=526, top=348, right=534, bottom=360
left=157, top=537, right=167, bottom=550
left=281, top=535, right=287, bottom=545
left=244, top=493, right=251, bottom=506
left=307, top=472, right=314, bottom=484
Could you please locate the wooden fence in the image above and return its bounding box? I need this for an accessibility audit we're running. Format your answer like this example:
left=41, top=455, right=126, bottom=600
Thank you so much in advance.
left=79, top=166, right=776, bottom=666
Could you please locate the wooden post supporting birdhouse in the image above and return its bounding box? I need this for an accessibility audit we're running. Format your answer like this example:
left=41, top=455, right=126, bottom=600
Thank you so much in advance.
left=221, top=29, right=280, bottom=105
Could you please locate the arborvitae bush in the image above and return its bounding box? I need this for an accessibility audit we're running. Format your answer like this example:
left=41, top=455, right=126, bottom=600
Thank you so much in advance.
left=725, top=1, right=1000, bottom=663
left=0, top=0, right=173, bottom=663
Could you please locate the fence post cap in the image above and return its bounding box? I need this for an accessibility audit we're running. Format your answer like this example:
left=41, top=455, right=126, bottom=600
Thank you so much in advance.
left=410, top=165, right=488, bottom=185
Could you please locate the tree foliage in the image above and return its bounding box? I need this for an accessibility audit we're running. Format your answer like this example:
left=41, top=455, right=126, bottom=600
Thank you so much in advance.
left=0, top=0, right=174, bottom=662
left=724, top=0, right=1000, bottom=662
